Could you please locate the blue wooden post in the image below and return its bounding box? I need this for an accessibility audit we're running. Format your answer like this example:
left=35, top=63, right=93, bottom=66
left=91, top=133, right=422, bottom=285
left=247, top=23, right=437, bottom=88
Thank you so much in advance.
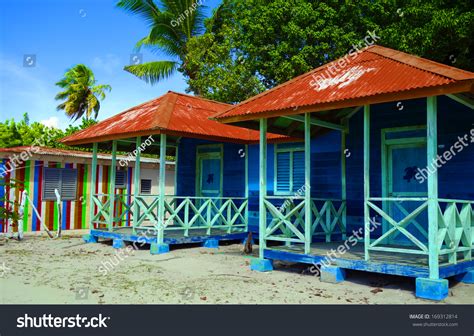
left=341, top=128, right=347, bottom=240
left=259, top=119, right=267, bottom=259
left=363, top=105, right=370, bottom=261
left=151, top=133, right=170, bottom=254
left=427, top=96, right=439, bottom=279
left=108, top=141, right=117, bottom=232
left=245, top=143, right=249, bottom=232
left=250, top=118, right=273, bottom=271
left=158, top=133, right=167, bottom=245
left=416, top=97, right=448, bottom=301
left=304, top=113, right=311, bottom=254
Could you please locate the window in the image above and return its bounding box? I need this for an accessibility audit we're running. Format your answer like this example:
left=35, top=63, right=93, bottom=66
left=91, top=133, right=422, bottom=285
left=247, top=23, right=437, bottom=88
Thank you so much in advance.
left=275, top=145, right=305, bottom=194
left=140, top=179, right=152, bottom=194
left=115, top=170, right=127, bottom=189
left=43, top=168, right=78, bottom=201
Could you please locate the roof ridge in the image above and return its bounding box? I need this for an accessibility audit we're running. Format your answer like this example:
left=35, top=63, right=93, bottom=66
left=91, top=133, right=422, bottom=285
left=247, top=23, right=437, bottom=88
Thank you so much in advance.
left=154, top=92, right=179, bottom=129
left=367, top=45, right=474, bottom=81
left=167, top=90, right=232, bottom=107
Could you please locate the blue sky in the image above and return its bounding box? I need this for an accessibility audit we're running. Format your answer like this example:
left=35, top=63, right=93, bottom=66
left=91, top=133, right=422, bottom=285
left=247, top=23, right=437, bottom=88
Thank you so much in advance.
left=0, top=0, right=221, bottom=129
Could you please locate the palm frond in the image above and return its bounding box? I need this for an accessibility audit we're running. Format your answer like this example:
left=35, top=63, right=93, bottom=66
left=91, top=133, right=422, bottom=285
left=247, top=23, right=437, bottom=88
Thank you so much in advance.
left=124, top=60, right=178, bottom=84
left=116, top=0, right=161, bottom=27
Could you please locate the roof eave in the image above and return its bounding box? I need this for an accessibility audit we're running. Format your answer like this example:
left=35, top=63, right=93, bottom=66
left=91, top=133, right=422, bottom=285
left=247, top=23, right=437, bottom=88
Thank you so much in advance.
left=215, top=80, right=474, bottom=124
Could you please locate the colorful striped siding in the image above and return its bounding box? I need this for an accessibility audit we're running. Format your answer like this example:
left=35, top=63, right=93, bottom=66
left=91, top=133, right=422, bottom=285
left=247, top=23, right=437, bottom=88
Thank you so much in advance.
left=0, top=159, right=136, bottom=233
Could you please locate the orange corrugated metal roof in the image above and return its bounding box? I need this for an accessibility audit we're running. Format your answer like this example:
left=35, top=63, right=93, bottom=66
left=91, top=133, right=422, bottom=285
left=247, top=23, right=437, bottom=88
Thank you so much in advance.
left=61, top=91, right=288, bottom=145
left=214, top=45, right=474, bottom=123
left=0, top=146, right=172, bottom=164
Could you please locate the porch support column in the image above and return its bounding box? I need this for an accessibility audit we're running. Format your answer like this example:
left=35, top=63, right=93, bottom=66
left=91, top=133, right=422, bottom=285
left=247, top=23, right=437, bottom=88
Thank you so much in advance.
left=108, top=140, right=117, bottom=232
left=341, top=129, right=347, bottom=240
left=88, top=143, right=98, bottom=230
left=157, top=133, right=167, bottom=246
left=132, top=136, right=141, bottom=233
left=244, top=144, right=249, bottom=232
left=174, top=140, right=180, bottom=197
left=304, top=113, right=312, bottom=254
left=363, top=105, right=370, bottom=261
left=427, top=96, right=439, bottom=279
left=259, top=118, right=267, bottom=259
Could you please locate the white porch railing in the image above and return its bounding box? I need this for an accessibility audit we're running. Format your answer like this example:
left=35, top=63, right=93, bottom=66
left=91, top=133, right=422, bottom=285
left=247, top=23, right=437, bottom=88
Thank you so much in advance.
left=90, top=194, right=248, bottom=235
left=263, top=196, right=346, bottom=244
left=366, top=197, right=473, bottom=265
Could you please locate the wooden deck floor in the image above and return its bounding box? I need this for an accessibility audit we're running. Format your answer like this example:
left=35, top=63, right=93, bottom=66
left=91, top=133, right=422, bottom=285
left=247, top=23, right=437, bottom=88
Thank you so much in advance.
left=266, top=241, right=468, bottom=268
left=91, top=226, right=247, bottom=245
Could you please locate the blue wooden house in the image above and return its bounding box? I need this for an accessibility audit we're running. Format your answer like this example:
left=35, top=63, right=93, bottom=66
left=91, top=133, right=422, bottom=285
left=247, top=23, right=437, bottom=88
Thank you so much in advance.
left=214, top=45, right=474, bottom=300
left=62, top=91, right=289, bottom=253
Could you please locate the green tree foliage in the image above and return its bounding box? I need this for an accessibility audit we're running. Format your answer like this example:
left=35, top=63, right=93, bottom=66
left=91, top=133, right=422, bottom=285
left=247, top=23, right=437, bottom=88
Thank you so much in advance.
left=55, top=64, right=111, bottom=121
left=116, top=0, right=206, bottom=90
left=187, top=0, right=473, bottom=103
left=0, top=113, right=97, bottom=150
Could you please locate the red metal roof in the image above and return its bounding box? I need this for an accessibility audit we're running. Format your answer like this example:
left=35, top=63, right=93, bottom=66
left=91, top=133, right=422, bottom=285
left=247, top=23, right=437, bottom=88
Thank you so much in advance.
left=61, top=91, right=287, bottom=145
left=0, top=146, right=169, bottom=164
left=214, top=45, right=474, bottom=123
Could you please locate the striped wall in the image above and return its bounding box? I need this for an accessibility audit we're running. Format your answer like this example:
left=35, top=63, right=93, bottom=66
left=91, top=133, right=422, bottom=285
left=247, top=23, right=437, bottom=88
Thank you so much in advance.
left=0, top=158, right=174, bottom=233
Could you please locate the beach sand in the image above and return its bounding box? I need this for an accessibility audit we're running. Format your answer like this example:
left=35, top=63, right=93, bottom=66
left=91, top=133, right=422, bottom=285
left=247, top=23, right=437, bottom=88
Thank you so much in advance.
left=1, top=233, right=472, bottom=304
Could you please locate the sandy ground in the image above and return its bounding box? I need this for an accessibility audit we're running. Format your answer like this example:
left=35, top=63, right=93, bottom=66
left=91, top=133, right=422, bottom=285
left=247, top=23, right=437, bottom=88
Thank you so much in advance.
left=0, top=233, right=473, bottom=304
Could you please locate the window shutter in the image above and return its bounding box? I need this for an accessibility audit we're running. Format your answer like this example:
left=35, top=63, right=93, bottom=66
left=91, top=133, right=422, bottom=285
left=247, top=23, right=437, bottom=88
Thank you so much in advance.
left=115, top=170, right=127, bottom=189
left=140, top=179, right=152, bottom=194
left=61, top=169, right=78, bottom=201
left=43, top=168, right=61, bottom=201
left=276, top=152, right=290, bottom=193
left=292, top=151, right=305, bottom=191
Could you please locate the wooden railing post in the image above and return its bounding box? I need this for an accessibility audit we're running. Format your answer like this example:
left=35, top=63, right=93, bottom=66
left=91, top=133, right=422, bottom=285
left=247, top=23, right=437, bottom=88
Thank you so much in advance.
left=184, top=198, right=190, bottom=236
left=325, top=201, right=331, bottom=242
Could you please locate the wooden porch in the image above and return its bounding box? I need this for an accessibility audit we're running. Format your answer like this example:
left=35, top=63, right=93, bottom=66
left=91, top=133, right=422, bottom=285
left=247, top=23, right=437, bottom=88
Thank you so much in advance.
left=255, top=96, right=474, bottom=289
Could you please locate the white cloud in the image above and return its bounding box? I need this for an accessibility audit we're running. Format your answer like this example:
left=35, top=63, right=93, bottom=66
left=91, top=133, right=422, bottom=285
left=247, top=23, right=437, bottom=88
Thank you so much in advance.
left=40, top=116, right=60, bottom=129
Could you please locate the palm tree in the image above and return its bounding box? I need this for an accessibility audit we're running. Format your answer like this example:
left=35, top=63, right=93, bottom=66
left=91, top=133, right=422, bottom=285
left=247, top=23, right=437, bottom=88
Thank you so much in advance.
left=55, top=64, right=112, bottom=121
left=116, top=0, right=205, bottom=88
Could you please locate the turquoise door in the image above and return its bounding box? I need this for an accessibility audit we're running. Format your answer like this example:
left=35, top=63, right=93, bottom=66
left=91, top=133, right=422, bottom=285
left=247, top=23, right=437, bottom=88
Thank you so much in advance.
left=196, top=145, right=223, bottom=199
left=198, top=155, right=222, bottom=198
left=197, top=149, right=223, bottom=227
left=385, top=142, right=428, bottom=246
